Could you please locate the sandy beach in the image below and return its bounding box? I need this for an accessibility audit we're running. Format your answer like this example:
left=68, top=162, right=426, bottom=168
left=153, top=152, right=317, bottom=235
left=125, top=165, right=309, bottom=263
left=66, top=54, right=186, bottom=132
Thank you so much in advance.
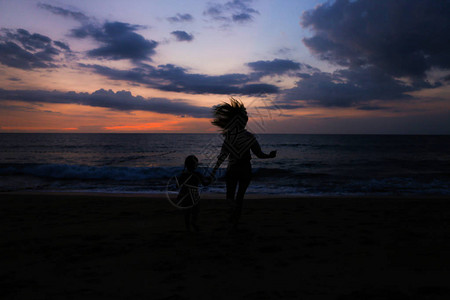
left=1, top=192, right=450, bottom=299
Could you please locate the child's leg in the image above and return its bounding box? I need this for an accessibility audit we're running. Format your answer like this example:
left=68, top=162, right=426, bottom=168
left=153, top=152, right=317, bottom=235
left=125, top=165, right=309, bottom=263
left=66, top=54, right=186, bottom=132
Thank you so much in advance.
left=184, top=209, right=191, bottom=231
left=191, top=204, right=200, bottom=232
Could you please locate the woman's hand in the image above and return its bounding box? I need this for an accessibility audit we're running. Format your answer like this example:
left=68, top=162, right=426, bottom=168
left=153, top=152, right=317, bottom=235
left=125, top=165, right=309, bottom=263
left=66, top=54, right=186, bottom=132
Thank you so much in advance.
left=208, top=171, right=216, bottom=183
left=269, top=150, right=277, bottom=158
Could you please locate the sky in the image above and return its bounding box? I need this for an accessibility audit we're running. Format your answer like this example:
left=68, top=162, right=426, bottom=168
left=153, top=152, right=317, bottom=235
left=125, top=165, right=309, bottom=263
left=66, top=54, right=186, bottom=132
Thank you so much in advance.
left=0, top=0, right=449, bottom=134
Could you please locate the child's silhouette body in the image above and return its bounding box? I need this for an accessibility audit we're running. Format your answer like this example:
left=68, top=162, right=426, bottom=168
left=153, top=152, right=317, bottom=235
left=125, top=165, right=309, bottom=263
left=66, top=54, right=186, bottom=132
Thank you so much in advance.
left=177, top=155, right=211, bottom=232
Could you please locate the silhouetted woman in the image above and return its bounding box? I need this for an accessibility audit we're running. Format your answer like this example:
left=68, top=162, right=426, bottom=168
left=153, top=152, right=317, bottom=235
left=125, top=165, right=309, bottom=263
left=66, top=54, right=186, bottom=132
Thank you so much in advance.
left=211, top=98, right=276, bottom=230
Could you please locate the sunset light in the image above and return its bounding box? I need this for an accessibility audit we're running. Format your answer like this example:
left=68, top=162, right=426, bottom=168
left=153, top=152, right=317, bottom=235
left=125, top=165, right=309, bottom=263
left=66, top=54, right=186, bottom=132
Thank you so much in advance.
left=0, top=0, right=448, bottom=134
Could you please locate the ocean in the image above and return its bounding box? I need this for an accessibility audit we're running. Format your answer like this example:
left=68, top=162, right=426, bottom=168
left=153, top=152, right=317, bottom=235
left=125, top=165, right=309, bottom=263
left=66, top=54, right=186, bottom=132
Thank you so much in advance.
left=0, top=133, right=449, bottom=196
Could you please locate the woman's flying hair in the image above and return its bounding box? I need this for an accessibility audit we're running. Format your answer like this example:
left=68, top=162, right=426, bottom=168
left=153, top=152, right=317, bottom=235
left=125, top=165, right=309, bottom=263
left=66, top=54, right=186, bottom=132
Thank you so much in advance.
left=211, top=97, right=248, bottom=131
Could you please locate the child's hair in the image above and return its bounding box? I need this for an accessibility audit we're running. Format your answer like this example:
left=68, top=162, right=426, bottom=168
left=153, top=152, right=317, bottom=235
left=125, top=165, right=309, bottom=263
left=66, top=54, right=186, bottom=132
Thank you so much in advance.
left=211, top=97, right=248, bottom=132
left=184, top=155, right=198, bottom=172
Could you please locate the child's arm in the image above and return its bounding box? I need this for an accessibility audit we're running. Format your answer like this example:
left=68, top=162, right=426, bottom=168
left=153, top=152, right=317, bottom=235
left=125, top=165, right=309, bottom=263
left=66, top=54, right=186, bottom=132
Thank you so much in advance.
left=196, top=172, right=212, bottom=186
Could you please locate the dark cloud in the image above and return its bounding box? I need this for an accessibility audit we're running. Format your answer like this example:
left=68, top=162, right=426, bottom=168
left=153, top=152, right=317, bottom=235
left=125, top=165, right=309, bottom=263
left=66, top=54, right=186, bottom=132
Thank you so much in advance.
left=258, top=103, right=305, bottom=111
left=71, top=21, right=158, bottom=62
left=297, top=73, right=311, bottom=79
left=0, top=29, right=67, bottom=69
left=171, top=31, right=194, bottom=42
left=232, top=13, right=253, bottom=23
left=301, top=0, right=450, bottom=79
left=8, top=77, right=21, bottom=82
left=167, top=13, right=194, bottom=23
left=39, top=3, right=158, bottom=62
left=0, top=42, right=45, bottom=69
left=8, top=29, right=51, bottom=49
left=80, top=63, right=279, bottom=96
left=357, top=105, right=390, bottom=111
left=239, top=84, right=279, bottom=95
left=282, top=66, right=437, bottom=107
left=204, top=0, right=259, bottom=24
left=53, top=41, right=71, bottom=51
left=0, top=88, right=210, bottom=118
left=247, top=59, right=318, bottom=79
left=38, top=3, right=89, bottom=22
left=282, top=0, right=450, bottom=108
left=248, top=59, right=301, bottom=74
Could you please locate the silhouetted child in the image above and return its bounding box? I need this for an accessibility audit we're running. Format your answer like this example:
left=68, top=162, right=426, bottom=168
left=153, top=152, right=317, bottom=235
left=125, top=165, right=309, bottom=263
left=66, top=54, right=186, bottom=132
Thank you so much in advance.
left=177, top=155, right=211, bottom=232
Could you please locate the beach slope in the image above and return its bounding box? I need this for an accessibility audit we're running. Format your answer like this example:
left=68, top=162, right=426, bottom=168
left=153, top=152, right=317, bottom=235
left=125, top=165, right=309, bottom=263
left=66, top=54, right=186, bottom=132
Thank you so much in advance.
left=1, top=193, right=450, bottom=299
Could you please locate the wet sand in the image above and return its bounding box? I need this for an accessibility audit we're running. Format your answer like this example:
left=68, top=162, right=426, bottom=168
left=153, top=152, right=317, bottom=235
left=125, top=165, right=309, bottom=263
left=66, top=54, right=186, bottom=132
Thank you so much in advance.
left=1, top=192, right=450, bottom=299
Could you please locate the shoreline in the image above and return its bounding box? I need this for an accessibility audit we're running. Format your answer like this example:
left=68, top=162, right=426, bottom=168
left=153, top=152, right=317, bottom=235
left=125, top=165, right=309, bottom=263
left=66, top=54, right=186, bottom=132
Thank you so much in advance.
left=2, top=190, right=449, bottom=200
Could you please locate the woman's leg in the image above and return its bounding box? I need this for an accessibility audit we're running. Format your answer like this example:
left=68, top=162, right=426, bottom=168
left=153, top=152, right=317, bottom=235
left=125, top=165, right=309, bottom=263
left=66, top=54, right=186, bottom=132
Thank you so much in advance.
left=226, top=168, right=239, bottom=223
left=230, top=163, right=252, bottom=228
left=232, top=177, right=251, bottom=226
left=226, top=174, right=238, bottom=201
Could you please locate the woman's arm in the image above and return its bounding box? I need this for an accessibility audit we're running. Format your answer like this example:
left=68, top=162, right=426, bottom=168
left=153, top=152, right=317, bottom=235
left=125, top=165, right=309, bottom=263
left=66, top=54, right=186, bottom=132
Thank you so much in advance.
left=251, top=139, right=277, bottom=159
left=211, top=151, right=228, bottom=175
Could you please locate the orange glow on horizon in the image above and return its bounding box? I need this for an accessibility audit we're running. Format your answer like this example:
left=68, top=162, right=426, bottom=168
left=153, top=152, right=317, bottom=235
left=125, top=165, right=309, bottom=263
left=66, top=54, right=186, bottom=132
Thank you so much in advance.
left=104, top=121, right=182, bottom=131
